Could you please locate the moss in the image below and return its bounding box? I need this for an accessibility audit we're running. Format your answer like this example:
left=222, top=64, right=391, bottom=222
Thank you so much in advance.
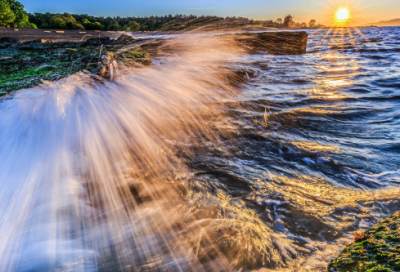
left=328, top=211, right=400, bottom=272
left=366, top=265, right=393, bottom=272
left=359, top=240, right=370, bottom=246
left=118, top=47, right=152, bottom=67
left=0, top=47, right=96, bottom=93
left=376, top=226, right=387, bottom=232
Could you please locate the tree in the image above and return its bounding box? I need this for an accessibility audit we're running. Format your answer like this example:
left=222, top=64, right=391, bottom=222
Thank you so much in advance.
left=82, top=19, right=102, bottom=30
left=90, top=22, right=102, bottom=30
left=50, top=15, right=67, bottom=28
left=0, top=0, right=15, bottom=27
left=127, top=20, right=140, bottom=31
left=67, top=21, right=84, bottom=29
left=28, top=12, right=51, bottom=28
left=308, top=19, right=316, bottom=28
left=283, top=15, right=293, bottom=27
left=1, top=0, right=36, bottom=28
left=263, top=20, right=274, bottom=27
left=145, top=18, right=156, bottom=29
left=50, top=13, right=82, bottom=29
left=276, top=18, right=282, bottom=25
left=7, top=0, right=27, bottom=27
left=82, top=18, right=90, bottom=25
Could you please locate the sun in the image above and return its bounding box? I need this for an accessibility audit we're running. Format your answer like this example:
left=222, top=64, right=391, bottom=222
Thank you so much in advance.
left=336, top=8, right=350, bottom=22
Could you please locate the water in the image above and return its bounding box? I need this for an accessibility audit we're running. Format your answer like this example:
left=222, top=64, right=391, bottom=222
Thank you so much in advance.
left=0, top=27, right=399, bottom=271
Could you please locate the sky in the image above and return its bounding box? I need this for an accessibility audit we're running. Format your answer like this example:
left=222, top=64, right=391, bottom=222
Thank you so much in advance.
left=22, top=0, right=400, bottom=26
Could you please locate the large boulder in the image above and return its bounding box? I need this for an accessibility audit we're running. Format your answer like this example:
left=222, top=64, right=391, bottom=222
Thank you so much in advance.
left=85, top=37, right=114, bottom=46
left=139, top=32, right=309, bottom=57
left=235, top=31, right=308, bottom=55
left=116, top=34, right=135, bottom=46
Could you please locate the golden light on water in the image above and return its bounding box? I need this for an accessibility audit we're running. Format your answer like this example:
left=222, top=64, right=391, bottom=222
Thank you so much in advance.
left=336, top=8, right=350, bottom=22
left=292, top=142, right=340, bottom=153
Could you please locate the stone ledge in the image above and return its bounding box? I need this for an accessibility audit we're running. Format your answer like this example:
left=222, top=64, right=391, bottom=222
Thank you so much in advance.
left=0, top=34, right=136, bottom=50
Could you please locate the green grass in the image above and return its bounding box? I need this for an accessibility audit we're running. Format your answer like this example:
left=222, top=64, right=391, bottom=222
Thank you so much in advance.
left=0, top=47, right=103, bottom=93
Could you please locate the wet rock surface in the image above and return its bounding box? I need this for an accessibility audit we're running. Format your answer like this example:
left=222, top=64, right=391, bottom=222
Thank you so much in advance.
left=234, top=31, right=308, bottom=55
left=329, top=212, right=400, bottom=272
left=97, top=47, right=152, bottom=78
left=139, top=31, right=309, bottom=57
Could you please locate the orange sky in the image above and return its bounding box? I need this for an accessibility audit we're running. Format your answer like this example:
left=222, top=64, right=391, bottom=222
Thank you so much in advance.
left=250, top=0, right=400, bottom=26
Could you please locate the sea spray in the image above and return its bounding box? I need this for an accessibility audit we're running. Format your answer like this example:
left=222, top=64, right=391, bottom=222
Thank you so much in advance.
left=0, top=36, right=291, bottom=271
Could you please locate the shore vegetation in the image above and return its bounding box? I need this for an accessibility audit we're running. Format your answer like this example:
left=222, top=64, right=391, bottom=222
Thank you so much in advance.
left=27, top=12, right=323, bottom=31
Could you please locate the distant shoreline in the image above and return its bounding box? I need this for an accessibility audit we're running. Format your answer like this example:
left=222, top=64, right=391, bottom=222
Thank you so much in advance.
left=1, top=24, right=397, bottom=43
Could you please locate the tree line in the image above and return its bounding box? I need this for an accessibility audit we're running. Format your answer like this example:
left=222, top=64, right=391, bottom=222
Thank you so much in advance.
left=1, top=1, right=322, bottom=31
left=27, top=13, right=322, bottom=31
left=262, top=15, right=321, bottom=28
left=27, top=13, right=227, bottom=31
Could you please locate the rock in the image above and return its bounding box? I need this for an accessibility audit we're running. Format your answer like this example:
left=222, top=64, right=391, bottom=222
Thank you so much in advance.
left=116, top=47, right=152, bottom=67
left=0, top=37, right=21, bottom=49
left=18, top=39, right=86, bottom=50
left=98, top=47, right=152, bottom=78
left=17, top=37, right=133, bottom=50
left=116, top=34, right=135, bottom=46
left=15, top=35, right=135, bottom=50
left=18, top=39, right=54, bottom=50
left=100, top=51, right=115, bottom=64
left=86, top=37, right=113, bottom=46
left=235, top=31, right=308, bottom=55
left=369, top=38, right=383, bottom=43
left=139, top=31, right=309, bottom=57
left=328, top=211, right=400, bottom=272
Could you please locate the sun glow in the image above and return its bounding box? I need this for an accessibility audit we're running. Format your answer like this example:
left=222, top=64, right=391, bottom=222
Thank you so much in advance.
left=336, top=8, right=350, bottom=22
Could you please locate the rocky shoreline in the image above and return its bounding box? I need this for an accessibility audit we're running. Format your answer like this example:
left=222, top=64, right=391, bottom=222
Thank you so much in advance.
left=0, top=30, right=309, bottom=95
left=0, top=34, right=152, bottom=94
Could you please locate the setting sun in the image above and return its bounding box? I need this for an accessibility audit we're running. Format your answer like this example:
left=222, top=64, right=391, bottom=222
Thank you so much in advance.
left=336, top=8, right=350, bottom=22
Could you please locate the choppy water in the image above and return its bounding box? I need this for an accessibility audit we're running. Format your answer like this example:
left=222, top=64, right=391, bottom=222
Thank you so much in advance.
left=0, top=27, right=399, bottom=271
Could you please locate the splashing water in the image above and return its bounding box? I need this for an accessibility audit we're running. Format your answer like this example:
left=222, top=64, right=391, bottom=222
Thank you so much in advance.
left=1, top=29, right=400, bottom=271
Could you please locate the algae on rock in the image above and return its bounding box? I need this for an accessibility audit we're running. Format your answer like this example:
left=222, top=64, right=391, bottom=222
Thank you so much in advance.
left=328, top=211, right=400, bottom=272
